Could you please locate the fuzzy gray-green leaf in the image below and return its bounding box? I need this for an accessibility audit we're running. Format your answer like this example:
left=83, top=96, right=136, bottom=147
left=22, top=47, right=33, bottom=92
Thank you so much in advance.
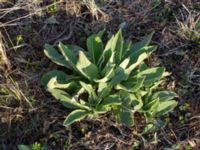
left=76, top=51, right=100, bottom=80
left=156, top=100, right=177, bottom=116
left=44, top=44, right=68, bottom=67
left=41, top=70, right=68, bottom=88
left=48, top=88, right=89, bottom=110
left=119, top=108, right=134, bottom=127
left=152, top=91, right=178, bottom=101
left=138, top=67, right=165, bottom=87
left=128, top=31, right=154, bottom=55
left=87, top=34, right=104, bottom=64
left=63, top=109, right=88, bottom=126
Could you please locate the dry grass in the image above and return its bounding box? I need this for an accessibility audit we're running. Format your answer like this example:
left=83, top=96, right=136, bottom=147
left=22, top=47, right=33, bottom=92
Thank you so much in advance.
left=0, top=32, right=10, bottom=71
left=0, top=0, right=200, bottom=149
left=176, top=4, right=200, bottom=43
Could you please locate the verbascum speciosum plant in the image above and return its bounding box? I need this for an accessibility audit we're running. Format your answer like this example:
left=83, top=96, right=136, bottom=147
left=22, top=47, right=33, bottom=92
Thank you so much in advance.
left=41, top=29, right=178, bottom=128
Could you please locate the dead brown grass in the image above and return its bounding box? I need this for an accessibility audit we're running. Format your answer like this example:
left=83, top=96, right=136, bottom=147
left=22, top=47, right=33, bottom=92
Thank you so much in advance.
left=0, top=0, right=199, bottom=149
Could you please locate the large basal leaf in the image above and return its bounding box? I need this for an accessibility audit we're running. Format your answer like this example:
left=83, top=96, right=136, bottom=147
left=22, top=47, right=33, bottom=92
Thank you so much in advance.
left=128, top=31, right=154, bottom=55
left=101, top=29, right=123, bottom=65
left=59, top=42, right=77, bottom=64
left=97, top=36, right=114, bottom=69
left=131, top=77, right=145, bottom=92
left=97, top=82, right=112, bottom=98
left=142, top=98, right=159, bottom=112
left=101, top=94, right=121, bottom=106
left=128, top=46, right=157, bottom=66
left=116, top=76, right=145, bottom=93
left=58, top=42, right=84, bottom=75
left=120, top=91, right=143, bottom=112
left=101, top=61, right=115, bottom=76
left=95, top=105, right=110, bottom=114
left=41, top=70, right=68, bottom=87
left=138, top=67, right=165, bottom=87
left=139, top=62, right=149, bottom=71
left=122, top=41, right=132, bottom=57
left=47, top=77, right=79, bottom=93
left=119, top=57, right=130, bottom=69
left=120, top=76, right=137, bottom=88
left=80, top=81, right=98, bottom=105
left=126, top=52, right=148, bottom=75
left=48, top=88, right=89, bottom=110
left=119, top=108, right=134, bottom=127
left=66, top=44, right=86, bottom=56
left=76, top=51, right=100, bottom=80
left=110, top=67, right=128, bottom=86
left=152, top=91, right=178, bottom=101
left=113, top=29, right=123, bottom=63
left=98, top=29, right=123, bottom=68
left=87, top=34, right=104, bottom=64
left=120, top=91, right=143, bottom=110
left=44, top=44, right=68, bottom=67
left=156, top=100, right=177, bottom=117
left=63, top=109, right=89, bottom=126
left=95, top=66, right=115, bottom=83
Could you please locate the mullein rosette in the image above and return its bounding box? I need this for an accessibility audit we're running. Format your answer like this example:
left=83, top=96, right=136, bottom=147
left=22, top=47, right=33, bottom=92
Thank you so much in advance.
left=41, top=29, right=178, bottom=128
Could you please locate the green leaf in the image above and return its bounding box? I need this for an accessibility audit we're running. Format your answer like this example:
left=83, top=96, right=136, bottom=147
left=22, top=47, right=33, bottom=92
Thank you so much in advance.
left=48, top=88, right=89, bottom=110
left=59, top=42, right=83, bottom=75
left=97, top=36, right=114, bottom=69
left=138, top=67, right=165, bottom=87
left=119, top=57, right=130, bottom=69
left=113, top=29, right=123, bottom=63
left=66, top=44, right=86, bottom=56
left=121, top=76, right=137, bottom=88
left=41, top=70, right=68, bottom=87
left=94, top=66, right=114, bottom=83
left=97, top=29, right=105, bottom=38
left=122, top=41, right=132, bottom=57
left=97, top=82, right=112, bottom=98
left=110, top=67, right=128, bottom=86
left=102, top=95, right=121, bottom=106
left=98, top=29, right=123, bottom=65
left=76, top=51, right=100, bottom=80
left=87, top=34, right=104, bottom=64
left=97, top=82, right=106, bottom=94
left=156, top=100, right=177, bottom=116
left=47, top=77, right=78, bottom=92
left=59, top=42, right=77, bottom=64
left=80, top=81, right=98, bottom=104
left=44, top=44, right=68, bottom=67
left=152, top=91, right=178, bottom=101
left=116, top=76, right=145, bottom=93
left=119, top=91, right=142, bottom=110
left=119, top=108, right=134, bottom=127
left=63, top=109, right=88, bottom=126
left=142, top=123, right=155, bottom=134
left=143, top=98, right=159, bottom=112
left=139, top=62, right=149, bottom=71
left=128, top=46, right=157, bottom=66
left=101, top=62, right=115, bottom=76
left=80, top=81, right=96, bottom=96
left=128, top=31, right=154, bottom=55
left=18, top=145, right=31, bottom=150
left=131, top=77, right=145, bottom=92
left=126, top=53, right=148, bottom=75
left=95, top=105, right=110, bottom=114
